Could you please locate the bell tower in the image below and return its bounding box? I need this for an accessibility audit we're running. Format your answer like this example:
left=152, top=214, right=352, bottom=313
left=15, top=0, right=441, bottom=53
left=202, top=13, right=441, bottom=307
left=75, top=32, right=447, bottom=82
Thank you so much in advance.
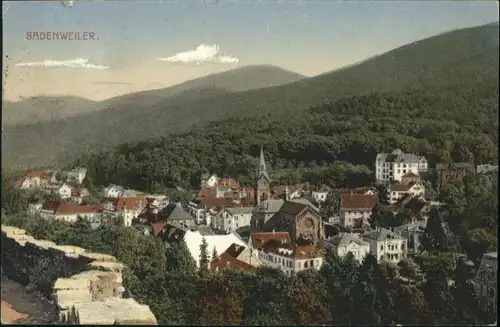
left=255, top=145, right=271, bottom=205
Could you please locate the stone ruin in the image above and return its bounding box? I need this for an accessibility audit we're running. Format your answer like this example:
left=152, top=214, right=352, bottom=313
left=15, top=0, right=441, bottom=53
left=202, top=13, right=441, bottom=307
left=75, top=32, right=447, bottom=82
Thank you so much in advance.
left=1, top=225, right=157, bottom=324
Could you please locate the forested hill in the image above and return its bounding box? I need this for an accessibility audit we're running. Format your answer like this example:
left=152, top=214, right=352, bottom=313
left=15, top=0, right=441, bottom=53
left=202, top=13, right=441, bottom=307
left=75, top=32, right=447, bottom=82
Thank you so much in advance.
left=77, top=88, right=499, bottom=191
left=3, top=23, right=498, bottom=170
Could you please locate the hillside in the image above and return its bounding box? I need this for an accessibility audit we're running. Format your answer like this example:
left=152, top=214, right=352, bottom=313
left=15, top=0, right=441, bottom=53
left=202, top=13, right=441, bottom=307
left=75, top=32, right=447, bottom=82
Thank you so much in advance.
left=78, top=88, right=498, bottom=191
left=3, top=23, right=498, bottom=169
left=2, top=96, right=97, bottom=126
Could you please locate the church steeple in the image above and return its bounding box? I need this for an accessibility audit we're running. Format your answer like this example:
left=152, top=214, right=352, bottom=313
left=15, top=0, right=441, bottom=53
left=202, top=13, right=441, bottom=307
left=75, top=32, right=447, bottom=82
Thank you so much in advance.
left=256, top=145, right=269, bottom=180
left=254, top=145, right=270, bottom=206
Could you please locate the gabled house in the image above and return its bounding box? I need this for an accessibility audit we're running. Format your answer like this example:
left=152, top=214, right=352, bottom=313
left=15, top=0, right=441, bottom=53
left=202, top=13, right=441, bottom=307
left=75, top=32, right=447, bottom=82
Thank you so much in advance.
left=257, top=239, right=324, bottom=276
left=212, top=206, right=254, bottom=233
left=394, top=220, right=427, bottom=255
left=375, top=149, right=428, bottom=185
left=103, top=184, right=125, bottom=199
left=436, top=163, right=475, bottom=192
left=339, top=194, right=378, bottom=228
left=27, top=200, right=44, bottom=217
left=19, top=171, right=51, bottom=188
left=71, top=188, right=91, bottom=204
left=211, top=252, right=258, bottom=274
left=387, top=182, right=425, bottom=204
left=39, top=201, right=103, bottom=223
left=361, top=227, right=407, bottom=264
left=324, top=232, right=370, bottom=263
left=103, top=196, right=148, bottom=226
left=157, top=202, right=196, bottom=229
left=200, top=173, right=219, bottom=188
left=64, top=167, right=87, bottom=184
left=312, top=188, right=330, bottom=203
left=250, top=199, right=285, bottom=230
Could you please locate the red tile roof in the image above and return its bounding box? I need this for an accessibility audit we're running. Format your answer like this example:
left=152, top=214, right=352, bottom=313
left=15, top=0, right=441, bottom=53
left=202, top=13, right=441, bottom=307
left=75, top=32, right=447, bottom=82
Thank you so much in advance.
left=211, top=252, right=257, bottom=274
left=216, top=178, right=240, bottom=189
left=42, top=201, right=103, bottom=214
left=152, top=221, right=166, bottom=237
left=340, top=194, right=378, bottom=210
left=113, top=196, right=147, bottom=212
left=250, top=232, right=291, bottom=249
left=24, top=171, right=51, bottom=180
left=260, top=240, right=324, bottom=259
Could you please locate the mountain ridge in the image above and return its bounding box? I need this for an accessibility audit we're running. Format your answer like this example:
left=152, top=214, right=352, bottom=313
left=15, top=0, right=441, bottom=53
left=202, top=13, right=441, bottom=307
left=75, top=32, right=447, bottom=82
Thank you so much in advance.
left=2, top=23, right=498, bottom=169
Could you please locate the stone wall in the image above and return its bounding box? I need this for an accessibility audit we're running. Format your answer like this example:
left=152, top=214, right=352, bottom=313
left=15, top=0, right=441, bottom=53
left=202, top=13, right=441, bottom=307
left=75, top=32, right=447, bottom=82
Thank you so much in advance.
left=1, top=225, right=157, bottom=324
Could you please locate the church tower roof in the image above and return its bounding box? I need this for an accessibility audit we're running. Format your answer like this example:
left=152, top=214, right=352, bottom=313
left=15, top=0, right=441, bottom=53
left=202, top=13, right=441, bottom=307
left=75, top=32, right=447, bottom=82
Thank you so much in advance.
left=256, top=145, right=269, bottom=180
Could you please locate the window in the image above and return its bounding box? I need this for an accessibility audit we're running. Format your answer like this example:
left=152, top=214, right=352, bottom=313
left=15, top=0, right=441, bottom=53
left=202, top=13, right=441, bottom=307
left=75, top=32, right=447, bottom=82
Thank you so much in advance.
left=304, top=261, right=309, bottom=268
left=298, top=262, right=302, bottom=269
left=380, top=245, right=384, bottom=251
left=397, top=169, right=401, bottom=174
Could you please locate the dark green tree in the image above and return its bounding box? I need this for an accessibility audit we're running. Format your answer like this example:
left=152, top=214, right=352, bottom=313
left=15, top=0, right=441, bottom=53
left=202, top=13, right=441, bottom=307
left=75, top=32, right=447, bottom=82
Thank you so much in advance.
left=199, top=237, right=209, bottom=275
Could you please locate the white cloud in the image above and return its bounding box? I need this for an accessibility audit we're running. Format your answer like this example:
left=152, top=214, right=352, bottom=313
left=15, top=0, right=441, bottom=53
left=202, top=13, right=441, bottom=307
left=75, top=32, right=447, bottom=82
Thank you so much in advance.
left=157, top=44, right=239, bottom=65
left=15, top=58, right=109, bottom=70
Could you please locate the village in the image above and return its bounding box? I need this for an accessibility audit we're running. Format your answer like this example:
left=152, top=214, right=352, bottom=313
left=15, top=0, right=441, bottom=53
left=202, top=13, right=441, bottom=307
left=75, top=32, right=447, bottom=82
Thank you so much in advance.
left=12, top=147, right=498, bottom=312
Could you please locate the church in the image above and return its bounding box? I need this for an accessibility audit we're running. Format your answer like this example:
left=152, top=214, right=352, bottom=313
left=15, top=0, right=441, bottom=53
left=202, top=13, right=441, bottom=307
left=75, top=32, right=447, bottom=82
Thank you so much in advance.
left=250, top=146, right=324, bottom=247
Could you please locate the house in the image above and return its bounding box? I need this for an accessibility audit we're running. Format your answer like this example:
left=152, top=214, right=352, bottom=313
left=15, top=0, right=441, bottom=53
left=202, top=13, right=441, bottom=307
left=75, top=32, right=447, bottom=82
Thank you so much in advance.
left=361, top=227, right=407, bottom=264
left=103, top=184, right=125, bottom=198
left=185, top=201, right=207, bottom=225
left=39, top=201, right=103, bottom=223
left=27, top=200, right=44, bottom=216
left=57, top=183, right=73, bottom=199
left=339, top=194, right=378, bottom=228
left=324, top=233, right=370, bottom=263
left=215, top=177, right=241, bottom=198
left=263, top=200, right=324, bottom=246
left=211, top=252, right=258, bottom=274
left=472, top=252, right=497, bottom=314
left=312, top=189, right=329, bottom=203
left=394, top=220, right=427, bottom=254
left=71, top=188, right=91, bottom=204
left=103, top=196, right=148, bottom=226
left=219, top=242, right=263, bottom=267
left=14, top=178, right=32, bottom=189
left=21, top=171, right=52, bottom=188
left=375, top=149, right=428, bottom=185
left=334, top=187, right=379, bottom=196
left=212, top=206, right=254, bottom=233
left=255, top=237, right=324, bottom=276
left=200, top=173, right=219, bottom=188
left=64, top=167, right=87, bottom=184
left=157, top=202, right=196, bottom=229
left=387, top=182, right=425, bottom=204
left=436, top=163, right=475, bottom=192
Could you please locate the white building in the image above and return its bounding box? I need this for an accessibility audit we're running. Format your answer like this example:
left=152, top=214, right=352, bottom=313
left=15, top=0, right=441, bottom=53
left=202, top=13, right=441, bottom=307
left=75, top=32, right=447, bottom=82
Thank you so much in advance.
left=473, top=252, right=497, bottom=314
left=213, top=207, right=254, bottom=233
left=65, top=167, right=87, bottom=184
left=388, top=182, right=425, bottom=204
left=200, top=173, right=219, bottom=188
left=375, top=149, right=428, bottom=185
left=312, top=190, right=329, bottom=203
left=339, top=194, right=378, bottom=228
left=38, top=201, right=103, bottom=223
left=27, top=201, right=44, bottom=216
left=103, top=184, right=125, bottom=198
left=324, top=233, right=370, bottom=263
left=361, top=227, right=407, bottom=264
left=185, top=201, right=207, bottom=225
left=103, top=196, right=147, bottom=226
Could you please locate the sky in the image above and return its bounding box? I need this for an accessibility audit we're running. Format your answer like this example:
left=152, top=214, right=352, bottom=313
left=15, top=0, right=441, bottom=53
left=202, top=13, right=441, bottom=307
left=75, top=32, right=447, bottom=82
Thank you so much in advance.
left=2, top=0, right=499, bottom=101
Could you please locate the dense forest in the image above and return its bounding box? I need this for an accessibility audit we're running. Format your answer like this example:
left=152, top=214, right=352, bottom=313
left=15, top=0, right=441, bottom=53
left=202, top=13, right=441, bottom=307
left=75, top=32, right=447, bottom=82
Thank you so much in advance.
left=75, top=89, right=498, bottom=192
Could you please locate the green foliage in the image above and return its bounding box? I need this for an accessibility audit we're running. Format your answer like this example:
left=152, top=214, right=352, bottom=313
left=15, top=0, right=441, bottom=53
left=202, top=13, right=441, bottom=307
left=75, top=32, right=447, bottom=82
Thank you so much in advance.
left=421, top=208, right=450, bottom=253
left=199, top=237, right=209, bottom=275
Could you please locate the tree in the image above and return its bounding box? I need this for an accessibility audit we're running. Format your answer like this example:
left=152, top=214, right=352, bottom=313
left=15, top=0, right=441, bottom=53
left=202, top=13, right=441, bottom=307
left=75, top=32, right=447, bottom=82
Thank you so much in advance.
left=2, top=188, right=29, bottom=215
left=211, top=246, right=218, bottom=261
left=421, top=208, right=449, bottom=252
left=199, top=237, right=209, bottom=275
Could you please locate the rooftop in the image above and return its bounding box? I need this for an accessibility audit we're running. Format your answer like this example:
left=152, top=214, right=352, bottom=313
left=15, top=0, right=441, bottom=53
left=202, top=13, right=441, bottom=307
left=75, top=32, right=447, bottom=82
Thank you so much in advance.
left=340, top=194, right=378, bottom=210
left=362, top=228, right=405, bottom=242
left=326, top=233, right=370, bottom=247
